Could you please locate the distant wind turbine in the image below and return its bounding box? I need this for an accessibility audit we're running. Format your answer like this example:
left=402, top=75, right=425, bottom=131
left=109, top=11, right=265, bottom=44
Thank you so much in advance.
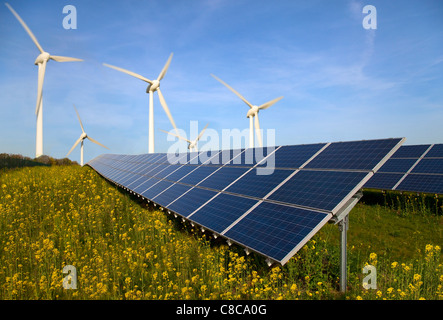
left=160, top=123, right=209, bottom=152
left=211, top=74, right=283, bottom=148
left=66, top=105, right=109, bottom=166
left=103, top=53, right=177, bottom=153
left=5, top=3, right=83, bottom=158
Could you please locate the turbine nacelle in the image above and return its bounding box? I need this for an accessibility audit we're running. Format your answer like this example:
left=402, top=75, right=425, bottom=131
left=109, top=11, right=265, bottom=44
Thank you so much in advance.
left=34, top=51, right=50, bottom=65
left=146, top=79, right=160, bottom=93
left=80, top=132, right=87, bottom=140
left=246, top=106, right=259, bottom=118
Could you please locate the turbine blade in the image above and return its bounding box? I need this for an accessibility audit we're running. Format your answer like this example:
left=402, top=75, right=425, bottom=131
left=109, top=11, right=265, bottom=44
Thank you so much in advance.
left=73, top=105, right=85, bottom=133
left=35, top=60, right=47, bottom=115
left=195, top=123, right=209, bottom=142
left=254, top=114, right=263, bottom=147
left=157, top=88, right=179, bottom=135
left=210, top=74, right=254, bottom=109
left=66, top=136, right=82, bottom=156
left=50, top=55, right=83, bottom=62
left=157, top=53, right=173, bottom=81
left=103, top=63, right=153, bottom=84
left=258, top=96, right=283, bottom=110
left=160, top=129, right=191, bottom=143
left=87, top=136, right=109, bottom=149
left=5, top=3, right=44, bottom=53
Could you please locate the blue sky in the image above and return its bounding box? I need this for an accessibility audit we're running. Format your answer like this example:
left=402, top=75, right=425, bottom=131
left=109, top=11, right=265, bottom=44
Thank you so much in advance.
left=0, top=0, right=442, bottom=163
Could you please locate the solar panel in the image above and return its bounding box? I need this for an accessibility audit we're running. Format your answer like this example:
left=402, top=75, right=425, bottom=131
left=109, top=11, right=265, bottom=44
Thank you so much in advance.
left=268, top=170, right=369, bottom=212
left=396, top=174, right=443, bottom=194
left=189, top=193, right=259, bottom=234
left=223, top=202, right=331, bottom=264
left=87, top=138, right=404, bottom=264
left=364, top=143, right=443, bottom=194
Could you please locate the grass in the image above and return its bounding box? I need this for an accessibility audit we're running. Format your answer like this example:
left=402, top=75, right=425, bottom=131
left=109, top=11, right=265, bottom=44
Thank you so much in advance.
left=0, top=165, right=442, bottom=300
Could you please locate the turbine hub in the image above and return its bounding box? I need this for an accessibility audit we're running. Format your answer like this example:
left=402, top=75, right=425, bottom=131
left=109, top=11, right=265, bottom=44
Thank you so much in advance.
left=80, top=132, right=87, bottom=140
left=146, top=80, right=160, bottom=93
left=34, top=52, right=50, bottom=65
left=247, top=106, right=259, bottom=118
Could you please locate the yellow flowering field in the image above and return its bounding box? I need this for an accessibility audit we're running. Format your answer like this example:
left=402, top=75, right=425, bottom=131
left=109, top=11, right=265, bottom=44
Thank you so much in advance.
left=0, top=165, right=442, bottom=300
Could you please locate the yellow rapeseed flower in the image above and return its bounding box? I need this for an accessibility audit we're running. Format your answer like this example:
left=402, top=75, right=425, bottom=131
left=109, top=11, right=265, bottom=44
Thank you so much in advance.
left=413, top=274, right=422, bottom=282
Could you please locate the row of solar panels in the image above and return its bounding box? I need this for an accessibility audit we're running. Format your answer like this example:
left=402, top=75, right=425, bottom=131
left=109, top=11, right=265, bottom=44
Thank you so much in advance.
left=87, top=138, right=403, bottom=265
left=364, top=143, right=443, bottom=194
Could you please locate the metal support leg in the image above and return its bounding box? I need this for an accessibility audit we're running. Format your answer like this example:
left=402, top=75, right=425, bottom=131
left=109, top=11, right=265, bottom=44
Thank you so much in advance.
left=330, top=191, right=362, bottom=294
left=338, top=214, right=349, bottom=293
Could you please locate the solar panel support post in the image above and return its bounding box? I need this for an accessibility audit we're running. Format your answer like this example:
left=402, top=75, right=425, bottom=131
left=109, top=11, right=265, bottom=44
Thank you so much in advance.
left=338, top=214, right=349, bottom=293
left=331, top=191, right=363, bottom=293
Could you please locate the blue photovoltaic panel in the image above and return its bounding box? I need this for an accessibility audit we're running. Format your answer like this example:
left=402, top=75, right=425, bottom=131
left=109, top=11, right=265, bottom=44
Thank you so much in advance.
left=164, top=165, right=199, bottom=182
left=190, top=193, right=258, bottom=233
left=140, top=179, right=174, bottom=200
left=225, top=169, right=295, bottom=199
left=211, top=149, right=245, bottom=166
left=425, top=144, right=443, bottom=158
left=152, top=164, right=181, bottom=178
left=167, top=187, right=218, bottom=218
left=377, top=158, right=418, bottom=173
left=306, top=139, right=402, bottom=170
left=391, top=144, right=430, bottom=158
left=364, top=173, right=404, bottom=190
left=411, top=159, right=443, bottom=174
left=126, top=172, right=154, bottom=188
left=224, top=202, right=330, bottom=264
left=268, top=170, right=368, bottom=211
left=121, top=173, right=142, bottom=186
left=151, top=183, right=192, bottom=208
left=87, top=137, right=404, bottom=264
left=364, top=143, right=443, bottom=194
left=183, top=151, right=216, bottom=165
left=397, top=174, right=443, bottom=194
left=272, top=143, right=326, bottom=168
left=217, top=148, right=257, bottom=167
left=132, top=177, right=157, bottom=194
left=197, top=167, right=250, bottom=191
left=178, top=166, right=219, bottom=186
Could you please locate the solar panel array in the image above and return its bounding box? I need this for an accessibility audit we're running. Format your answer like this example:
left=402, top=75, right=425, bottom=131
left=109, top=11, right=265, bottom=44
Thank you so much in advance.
left=87, top=138, right=404, bottom=265
left=364, top=144, right=443, bottom=194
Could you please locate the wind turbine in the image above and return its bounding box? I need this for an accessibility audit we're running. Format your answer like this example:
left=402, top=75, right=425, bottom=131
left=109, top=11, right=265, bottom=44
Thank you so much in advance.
left=5, top=3, right=83, bottom=158
left=103, top=53, right=177, bottom=153
left=211, top=74, right=283, bottom=148
left=66, top=105, right=109, bottom=166
left=160, top=123, right=209, bottom=152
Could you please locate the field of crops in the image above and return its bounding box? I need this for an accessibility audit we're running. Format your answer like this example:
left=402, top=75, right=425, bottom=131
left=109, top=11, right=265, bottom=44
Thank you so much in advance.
left=0, top=165, right=442, bottom=300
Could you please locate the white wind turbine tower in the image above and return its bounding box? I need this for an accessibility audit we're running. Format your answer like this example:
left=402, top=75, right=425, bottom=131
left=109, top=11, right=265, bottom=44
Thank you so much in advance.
left=5, top=3, right=83, bottom=158
left=211, top=74, right=283, bottom=148
left=66, top=105, right=109, bottom=166
left=103, top=53, right=178, bottom=153
left=160, top=123, right=209, bottom=152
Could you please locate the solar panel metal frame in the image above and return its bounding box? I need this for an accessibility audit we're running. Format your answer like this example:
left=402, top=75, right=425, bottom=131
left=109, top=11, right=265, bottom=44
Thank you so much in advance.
left=87, top=138, right=405, bottom=265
